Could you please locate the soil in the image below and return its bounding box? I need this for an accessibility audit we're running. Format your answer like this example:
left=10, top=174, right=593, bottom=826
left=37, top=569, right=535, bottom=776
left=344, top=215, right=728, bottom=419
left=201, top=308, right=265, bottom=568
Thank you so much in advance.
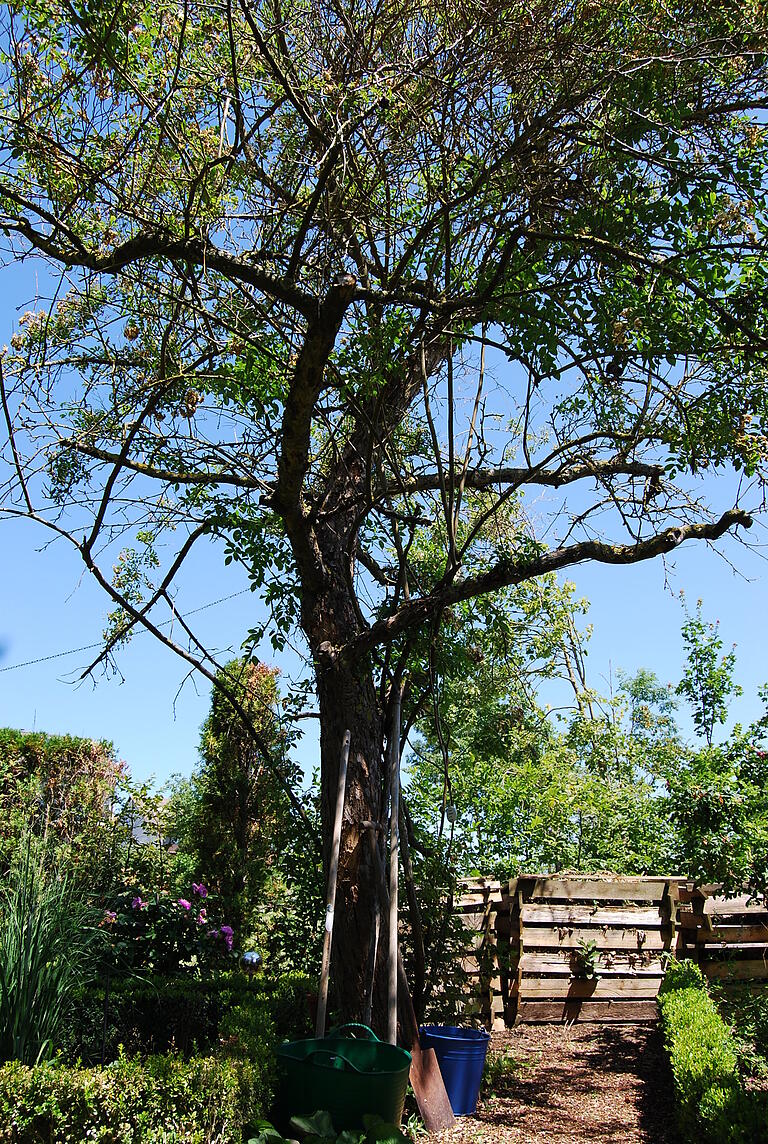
left=431, top=1023, right=676, bottom=1144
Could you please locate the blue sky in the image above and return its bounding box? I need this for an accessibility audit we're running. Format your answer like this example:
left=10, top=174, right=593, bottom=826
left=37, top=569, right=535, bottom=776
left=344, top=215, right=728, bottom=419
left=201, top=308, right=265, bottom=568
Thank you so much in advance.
left=2, top=507, right=766, bottom=789
left=2, top=261, right=767, bottom=789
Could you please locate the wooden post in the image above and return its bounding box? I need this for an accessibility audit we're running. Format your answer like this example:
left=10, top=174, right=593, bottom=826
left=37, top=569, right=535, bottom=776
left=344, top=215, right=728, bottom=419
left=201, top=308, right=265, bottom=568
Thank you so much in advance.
left=315, top=729, right=351, bottom=1039
left=387, top=691, right=401, bottom=1045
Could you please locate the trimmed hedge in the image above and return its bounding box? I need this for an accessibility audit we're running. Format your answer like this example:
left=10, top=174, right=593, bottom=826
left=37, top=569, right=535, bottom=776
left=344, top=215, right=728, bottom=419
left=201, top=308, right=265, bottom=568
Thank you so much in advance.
left=658, top=973, right=768, bottom=1143
left=0, top=974, right=315, bottom=1143
left=0, top=1053, right=264, bottom=1144
left=61, top=973, right=313, bottom=1065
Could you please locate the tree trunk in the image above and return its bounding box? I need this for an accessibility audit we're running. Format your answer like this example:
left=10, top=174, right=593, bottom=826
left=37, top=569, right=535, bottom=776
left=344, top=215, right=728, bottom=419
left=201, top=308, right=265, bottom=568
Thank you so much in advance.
left=301, top=554, right=393, bottom=1029
left=314, top=649, right=392, bottom=1028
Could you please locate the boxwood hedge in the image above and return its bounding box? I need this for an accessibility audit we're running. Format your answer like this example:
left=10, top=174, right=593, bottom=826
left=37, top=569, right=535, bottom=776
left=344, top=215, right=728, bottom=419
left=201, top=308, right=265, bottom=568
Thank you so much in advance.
left=658, top=966, right=768, bottom=1143
left=0, top=1052, right=263, bottom=1144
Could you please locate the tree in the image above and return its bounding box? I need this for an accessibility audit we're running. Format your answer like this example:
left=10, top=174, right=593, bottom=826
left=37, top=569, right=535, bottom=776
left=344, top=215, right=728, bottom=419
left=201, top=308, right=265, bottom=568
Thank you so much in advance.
left=2, top=0, right=768, bottom=1023
left=168, top=659, right=321, bottom=959
left=0, top=728, right=122, bottom=886
left=676, top=594, right=742, bottom=746
left=669, top=599, right=768, bottom=896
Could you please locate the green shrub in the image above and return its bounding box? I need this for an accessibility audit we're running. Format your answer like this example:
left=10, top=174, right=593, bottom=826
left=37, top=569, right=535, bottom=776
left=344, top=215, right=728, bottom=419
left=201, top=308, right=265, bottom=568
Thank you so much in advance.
left=249, top=974, right=313, bottom=1042
left=659, top=957, right=707, bottom=995
left=0, top=1052, right=266, bottom=1143
left=61, top=977, right=221, bottom=1063
left=61, top=973, right=313, bottom=1065
left=658, top=984, right=766, bottom=1143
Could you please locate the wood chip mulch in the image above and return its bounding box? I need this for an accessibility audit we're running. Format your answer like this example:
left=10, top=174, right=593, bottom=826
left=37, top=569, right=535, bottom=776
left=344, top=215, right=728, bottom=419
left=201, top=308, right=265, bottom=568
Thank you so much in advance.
left=432, top=1023, right=676, bottom=1144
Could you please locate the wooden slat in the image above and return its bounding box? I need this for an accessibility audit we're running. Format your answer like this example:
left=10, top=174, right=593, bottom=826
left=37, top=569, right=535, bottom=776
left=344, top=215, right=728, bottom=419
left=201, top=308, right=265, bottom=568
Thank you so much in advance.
left=707, top=894, right=766, bottom=911
left=516, top=1000, right=659, bottom=1023
left=524, top=926, right=666, bottom=952
left=704, top=960, right=768, bottom=981
left=519, top=976, right=662, bottom=1000
left=699, top=944, right=768, bottom=959
left=698, top=924, right=768, bottom=944
left=680, top=910, right=768, bottom=931
left=460, top=914, right=488, bottom=933
left=521, top=903, right=664, bottom=927
left=530, top=877, right=669, bottom=902
left=679, top=912, right=707, bottom=931
left=519, top=952, right=665, bottom=976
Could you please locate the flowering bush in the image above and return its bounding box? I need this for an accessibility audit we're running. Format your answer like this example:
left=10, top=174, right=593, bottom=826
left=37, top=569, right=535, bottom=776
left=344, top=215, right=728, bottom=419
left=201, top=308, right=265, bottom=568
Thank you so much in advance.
left=104, top=883, right=237, bottom=977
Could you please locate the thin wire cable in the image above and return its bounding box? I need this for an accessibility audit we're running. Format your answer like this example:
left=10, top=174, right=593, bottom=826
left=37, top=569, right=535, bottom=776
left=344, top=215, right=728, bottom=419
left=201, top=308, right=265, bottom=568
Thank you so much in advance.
left=0, top=588, right=251, bottom=674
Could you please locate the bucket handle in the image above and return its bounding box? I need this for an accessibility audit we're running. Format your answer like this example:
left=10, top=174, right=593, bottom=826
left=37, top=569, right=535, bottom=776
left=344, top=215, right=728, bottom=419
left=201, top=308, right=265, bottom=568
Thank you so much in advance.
left=304, top=1048, right=364, bottom=1072
left=330, top=1022, right=380, bottom=1041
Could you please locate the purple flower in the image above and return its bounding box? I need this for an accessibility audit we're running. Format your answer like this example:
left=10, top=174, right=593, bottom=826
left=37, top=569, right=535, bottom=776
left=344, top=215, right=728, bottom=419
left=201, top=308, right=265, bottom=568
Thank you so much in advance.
left=131, top=897, right=147, bottom=910
left=197, top=909, right=207, bottom=925
left=102, top=910, right=117, bottom=926
left=192, top=882, right=208, bottom=898
left=220, top=924, right=234, bottom=951
left=178, top=898, right=191, bottom=910
left=208, top=928, right=219, bottom=939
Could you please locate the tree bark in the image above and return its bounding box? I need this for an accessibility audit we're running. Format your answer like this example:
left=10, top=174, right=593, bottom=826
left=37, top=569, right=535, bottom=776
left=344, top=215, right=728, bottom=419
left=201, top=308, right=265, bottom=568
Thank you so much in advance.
left=314, top=646, right=390, bottom=1027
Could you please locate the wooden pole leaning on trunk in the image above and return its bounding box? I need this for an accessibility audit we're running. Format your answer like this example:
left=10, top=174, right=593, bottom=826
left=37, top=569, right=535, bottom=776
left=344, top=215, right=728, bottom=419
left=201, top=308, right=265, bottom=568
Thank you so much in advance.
left=361, top=742, right=456, bottom=1132
left=315, top=728, right=351, bottom=1039
left=387, top=691, right=401, bottom=1045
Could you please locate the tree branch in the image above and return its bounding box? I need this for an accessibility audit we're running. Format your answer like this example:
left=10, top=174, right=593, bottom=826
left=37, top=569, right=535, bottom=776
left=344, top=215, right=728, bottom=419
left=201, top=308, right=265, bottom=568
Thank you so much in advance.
left=388, top=457, right=664, bottom=497
left=344, top=510, right=753, bottom=659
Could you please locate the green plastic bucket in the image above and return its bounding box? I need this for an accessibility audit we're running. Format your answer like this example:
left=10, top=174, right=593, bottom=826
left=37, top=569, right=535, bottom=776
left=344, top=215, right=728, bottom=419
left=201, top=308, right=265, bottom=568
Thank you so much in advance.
left=274, top=1023, right=411, bottom=1131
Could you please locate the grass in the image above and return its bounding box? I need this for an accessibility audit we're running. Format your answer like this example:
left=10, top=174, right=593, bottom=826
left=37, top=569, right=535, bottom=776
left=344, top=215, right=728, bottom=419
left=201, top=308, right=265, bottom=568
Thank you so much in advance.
left=0, top=837, right=103, bottom=1064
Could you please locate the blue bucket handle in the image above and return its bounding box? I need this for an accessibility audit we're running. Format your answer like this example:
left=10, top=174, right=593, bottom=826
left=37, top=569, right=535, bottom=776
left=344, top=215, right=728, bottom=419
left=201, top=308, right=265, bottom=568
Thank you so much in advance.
left=330, top=1022, right=380, bottom=1041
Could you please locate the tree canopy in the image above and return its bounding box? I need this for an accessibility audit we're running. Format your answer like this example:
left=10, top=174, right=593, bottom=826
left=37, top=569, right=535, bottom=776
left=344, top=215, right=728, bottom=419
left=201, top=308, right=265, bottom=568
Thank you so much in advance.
left=2, top=0, right=768, bottom=1022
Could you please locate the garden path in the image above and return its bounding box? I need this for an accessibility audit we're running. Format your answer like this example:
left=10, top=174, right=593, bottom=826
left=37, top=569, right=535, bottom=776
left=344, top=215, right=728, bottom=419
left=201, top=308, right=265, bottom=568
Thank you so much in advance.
left=431, top=1023, right=675, bottom=1143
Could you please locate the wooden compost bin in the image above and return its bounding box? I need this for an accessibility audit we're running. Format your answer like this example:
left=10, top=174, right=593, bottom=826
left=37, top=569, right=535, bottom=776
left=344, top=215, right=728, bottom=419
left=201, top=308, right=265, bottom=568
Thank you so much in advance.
left=458, top=874, right=681, bottom=1025
left=513, top=875, right=679, bottom=1023
left=677, top=885, right=768, bottom=983
left=457, top=876, right=768, bottom=1026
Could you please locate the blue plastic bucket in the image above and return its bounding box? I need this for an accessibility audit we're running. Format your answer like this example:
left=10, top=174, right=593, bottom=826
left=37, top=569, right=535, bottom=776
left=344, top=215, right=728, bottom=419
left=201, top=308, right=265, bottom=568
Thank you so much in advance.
left=419, top=1025, right=490, bottom=1115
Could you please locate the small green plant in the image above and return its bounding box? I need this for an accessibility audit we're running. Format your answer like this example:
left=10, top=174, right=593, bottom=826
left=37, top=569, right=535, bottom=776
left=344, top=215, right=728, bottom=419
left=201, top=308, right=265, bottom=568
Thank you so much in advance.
left=573, top=938, right=600, bottom=980
left=248, top=1111, right=409, bottom=1144
left=715, top=985, right=768, bottom=1079
left=481, top=1048, right=521, bottom=1093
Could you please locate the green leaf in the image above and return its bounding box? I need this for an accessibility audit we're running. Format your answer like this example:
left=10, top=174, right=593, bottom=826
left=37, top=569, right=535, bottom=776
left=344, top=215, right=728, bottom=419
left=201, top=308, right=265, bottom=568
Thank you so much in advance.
left=289, top=1111, right=336, bottom=1137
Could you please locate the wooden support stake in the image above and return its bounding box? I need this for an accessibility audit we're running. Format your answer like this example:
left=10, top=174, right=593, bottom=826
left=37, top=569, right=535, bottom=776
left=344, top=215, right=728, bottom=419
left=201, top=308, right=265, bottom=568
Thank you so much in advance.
left=315, top=729, right=351, bottom=1039
left=387, top=691, right=401, bottom=1046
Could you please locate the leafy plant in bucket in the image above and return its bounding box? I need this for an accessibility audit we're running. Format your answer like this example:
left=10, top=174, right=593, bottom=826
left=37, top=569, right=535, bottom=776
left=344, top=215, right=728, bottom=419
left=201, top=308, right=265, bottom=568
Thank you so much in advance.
left=248, top=1110, right=409, bottom=1144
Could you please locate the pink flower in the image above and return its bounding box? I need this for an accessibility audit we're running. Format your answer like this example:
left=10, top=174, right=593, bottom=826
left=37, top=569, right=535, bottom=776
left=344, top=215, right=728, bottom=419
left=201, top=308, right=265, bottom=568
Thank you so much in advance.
left=178, top=899, right=191, bottom=910
left=192, top=883, right=208, bottom=898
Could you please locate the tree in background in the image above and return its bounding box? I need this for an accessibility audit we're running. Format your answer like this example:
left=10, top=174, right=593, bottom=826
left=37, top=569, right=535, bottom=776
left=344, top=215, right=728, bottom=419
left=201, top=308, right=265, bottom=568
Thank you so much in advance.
left=168, top=660, right=321, bottom=960
left=676, top=595, right=743, bottom=747
left=0, top=729, right=122, bottom=888
left=0, top=727, right=185, bottom=895
left=3, top=0, right=768, bottom=1021
left=668, top=600, right=768, bottom=898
